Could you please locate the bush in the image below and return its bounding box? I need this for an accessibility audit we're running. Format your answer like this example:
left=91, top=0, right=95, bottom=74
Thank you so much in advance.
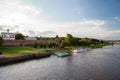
left=0, top=52, right=2, bottom=55
left=0, top=36, right=3, bottom=46
left=33, top=42, right=38, bottom=48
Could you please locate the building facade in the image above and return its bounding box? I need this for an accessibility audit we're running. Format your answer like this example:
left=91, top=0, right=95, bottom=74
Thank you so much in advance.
left=1, top=29, right=15, bottom=40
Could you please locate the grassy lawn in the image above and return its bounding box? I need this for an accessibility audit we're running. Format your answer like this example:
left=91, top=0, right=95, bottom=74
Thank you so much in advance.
left=0, top=46, right=49, bottom=58
left=0, top=43, right=107, bottom=58
left=0, top=46, right=72, bottom=57
left=52, top=48, right=72, bottom=54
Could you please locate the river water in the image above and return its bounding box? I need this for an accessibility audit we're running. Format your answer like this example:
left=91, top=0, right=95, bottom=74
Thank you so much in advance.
left=0, top=45, right=120, bottom=80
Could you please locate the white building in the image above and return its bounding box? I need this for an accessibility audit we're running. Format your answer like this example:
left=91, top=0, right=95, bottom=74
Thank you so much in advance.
left=1, top=29, right=15, bottom=40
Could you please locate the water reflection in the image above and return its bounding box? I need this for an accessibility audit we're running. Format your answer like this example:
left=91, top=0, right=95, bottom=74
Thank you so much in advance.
left=0, top=45, right=120, bottom=80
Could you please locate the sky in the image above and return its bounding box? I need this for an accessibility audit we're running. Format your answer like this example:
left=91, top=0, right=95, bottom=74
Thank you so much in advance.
left=0, top=0, right=120, bottom=40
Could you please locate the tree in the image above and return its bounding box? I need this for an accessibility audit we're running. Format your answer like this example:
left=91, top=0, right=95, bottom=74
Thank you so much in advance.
left=73, top=37, right=80, bottom=46
left=91, top=38, right=100, bottom=44
left=33, top=42, right=38, bottom=48
left=15, top=33, right=25, bottom=40
left=0, top=36, right=3, bottom=46
left=79, top=38, right=91, bottom=45
left=65, top=34, right=74, bottom=46
left=60, top=40, right=67, bottom=46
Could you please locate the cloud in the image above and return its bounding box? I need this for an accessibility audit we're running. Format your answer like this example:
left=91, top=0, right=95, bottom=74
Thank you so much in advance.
left=32, top=20, right=108, bottom=39
left=0, top=0, right=42, bottom=27
left=113, top=17, right=119, bottom=20
left=27, top=30, right=36, bottom=37
left=58, top=20, right=106, bottom=30
left=40, top=31, right=58, bottom=37
left=0, top=24, right=20, bottom=32
left=46, top=20, right=107, bottom=38
left=0, top=0, right=120, bottom=40
left=105, top=30, right=120, bottom=40
left=0, top=26, right=4, bottom=30
left=27, top=30, right=57, bottom=37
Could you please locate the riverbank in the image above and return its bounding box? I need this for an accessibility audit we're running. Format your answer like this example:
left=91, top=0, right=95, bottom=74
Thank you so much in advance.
left=0, top=52, right=51, bottom=66
left=0, top=44, right=107, bottom=66
left=0, top=46, right=52, bottom=66
left=52, top=43, right=108, bottom=54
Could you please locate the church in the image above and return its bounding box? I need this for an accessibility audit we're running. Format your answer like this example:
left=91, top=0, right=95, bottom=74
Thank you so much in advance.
left=1, top=29, right=15, bottom=40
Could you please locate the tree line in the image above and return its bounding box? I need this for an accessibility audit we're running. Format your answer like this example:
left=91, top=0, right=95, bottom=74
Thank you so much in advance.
left=59, top=34, right=107, bottom=48
left=0, top=33, right=108, bottom=48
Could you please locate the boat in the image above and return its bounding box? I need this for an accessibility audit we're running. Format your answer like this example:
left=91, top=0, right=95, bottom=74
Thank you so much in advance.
left=72, top=48, right=87, bottom=53
left=54, top=53, right=70, bottom=57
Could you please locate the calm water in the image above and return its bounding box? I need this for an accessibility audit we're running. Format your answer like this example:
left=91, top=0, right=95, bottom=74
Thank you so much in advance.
left=0, top=45, right=120, bottom=80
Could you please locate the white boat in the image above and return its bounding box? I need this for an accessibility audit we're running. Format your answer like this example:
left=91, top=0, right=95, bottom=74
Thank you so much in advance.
left=72, top=48, right=87, bottom=53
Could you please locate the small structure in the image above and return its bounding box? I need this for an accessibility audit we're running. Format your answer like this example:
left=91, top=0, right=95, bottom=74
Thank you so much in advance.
left=25, top=37, right=37, bottom=40
left=1, top=29, right=15, bottom=40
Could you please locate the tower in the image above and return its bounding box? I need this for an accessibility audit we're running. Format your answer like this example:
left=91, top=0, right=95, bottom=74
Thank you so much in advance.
left=7, top=29, right=9, bottom=33
left=55, top=35, right=60, bottom=43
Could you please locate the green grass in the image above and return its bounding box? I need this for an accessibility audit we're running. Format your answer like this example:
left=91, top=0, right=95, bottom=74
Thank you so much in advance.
left=52, top=49, right=70, bottom=53
left=0, top=43, right=107, bottom=57
left=0, top=46, right=49, bottom=57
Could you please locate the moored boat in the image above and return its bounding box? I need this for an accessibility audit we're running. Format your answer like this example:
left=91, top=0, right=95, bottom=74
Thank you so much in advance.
left=54, top=53, right=70, bottom=57
left=72, top=48, right=87, bottom=53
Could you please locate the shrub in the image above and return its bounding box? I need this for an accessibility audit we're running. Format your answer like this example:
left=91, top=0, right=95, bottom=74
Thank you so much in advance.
left=33, top=42, right=38, bottom=48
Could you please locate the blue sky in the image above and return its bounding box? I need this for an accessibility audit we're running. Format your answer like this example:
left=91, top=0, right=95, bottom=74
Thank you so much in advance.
left=0, top=0, right=120, bottom=40
left=25, top=0, right=120, bottom=30
left=26, top=0, right=120, bottom=20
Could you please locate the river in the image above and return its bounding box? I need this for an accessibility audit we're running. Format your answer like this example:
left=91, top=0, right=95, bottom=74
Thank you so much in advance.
left=0, top=45, right=120, bottom=80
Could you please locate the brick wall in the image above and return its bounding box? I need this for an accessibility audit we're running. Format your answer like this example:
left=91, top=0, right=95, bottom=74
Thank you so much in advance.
left=2, top=40, right=56, bottom=46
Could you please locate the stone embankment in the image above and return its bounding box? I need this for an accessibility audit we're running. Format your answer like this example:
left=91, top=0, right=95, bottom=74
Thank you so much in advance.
left=0, top=53, right=51, bottom=66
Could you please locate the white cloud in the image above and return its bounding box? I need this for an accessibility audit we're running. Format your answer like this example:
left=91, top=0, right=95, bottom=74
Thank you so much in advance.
left=104, top=30, right=120, bottom=40
left=113, top=17, right=119, bottom=20
left=81, top=20, right=106, bottom=26
left=0, top=0, right=42, bottom=30
left=0, top=0, right=120, bottom=40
